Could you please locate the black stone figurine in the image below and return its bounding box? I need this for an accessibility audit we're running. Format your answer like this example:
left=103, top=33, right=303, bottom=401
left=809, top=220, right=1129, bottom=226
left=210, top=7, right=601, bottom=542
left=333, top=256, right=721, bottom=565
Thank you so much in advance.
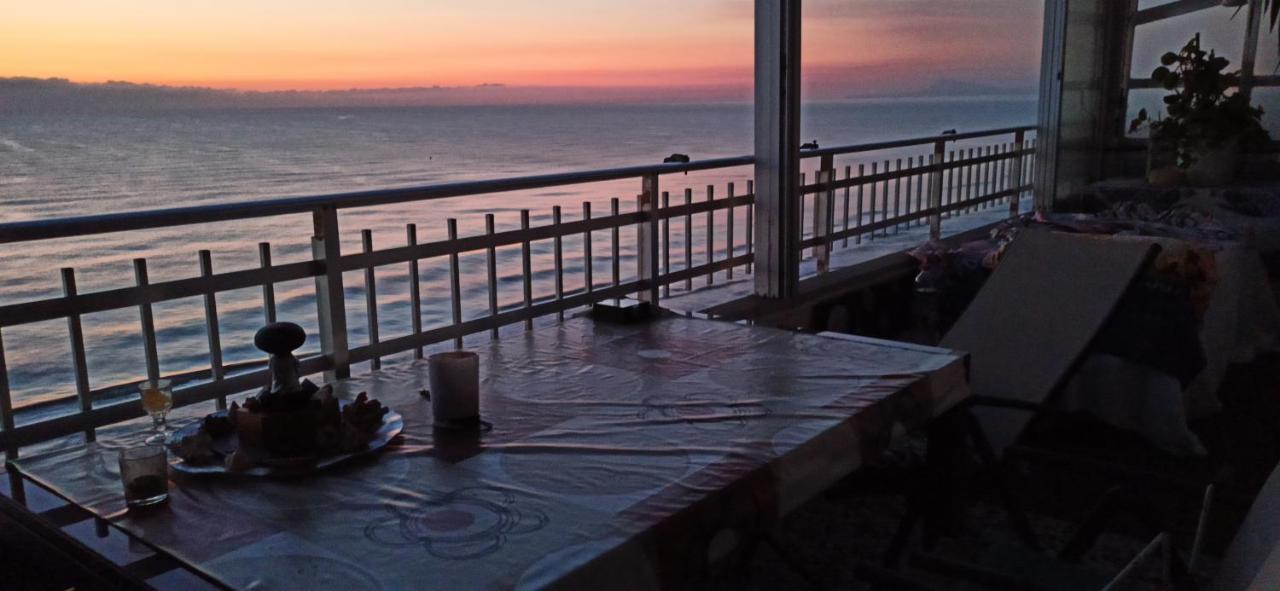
left=254, top=322, right=317, bottom=409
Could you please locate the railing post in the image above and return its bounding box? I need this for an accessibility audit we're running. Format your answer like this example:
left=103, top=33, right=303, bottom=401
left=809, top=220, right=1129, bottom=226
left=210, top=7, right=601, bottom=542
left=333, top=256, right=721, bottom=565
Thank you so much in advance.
left=197, top=253, right=226, bottom=410
left=928, top=139, right=946, bottom=241
left=813, top=154, right=834, bottom=273
left=133, top=258, right=161, bottom=386
left=360, top=230, right=381, bottom=370
left=258, top=242, right=277, bottom=325
left=0, top=330, right=14, bottom=459
left=311, top=205, right=350, bottom=381
left=60, top=268, right=95, bottom=440
left=1009, top=130, right=1026, bottom=218
left=638, top=173, right=661, bottom=305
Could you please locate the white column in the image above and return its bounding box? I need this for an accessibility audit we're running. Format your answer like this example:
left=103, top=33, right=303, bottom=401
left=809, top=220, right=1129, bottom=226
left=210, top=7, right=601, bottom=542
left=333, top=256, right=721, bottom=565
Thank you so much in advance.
left=753, top=0, right=802, bottom=299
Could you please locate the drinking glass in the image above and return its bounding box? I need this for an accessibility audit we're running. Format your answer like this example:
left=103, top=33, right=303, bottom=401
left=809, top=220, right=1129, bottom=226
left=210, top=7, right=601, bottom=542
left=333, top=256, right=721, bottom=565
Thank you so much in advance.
left=118, top=444, right=169, bottom=508
left=138, top=379, right=173, bottom=444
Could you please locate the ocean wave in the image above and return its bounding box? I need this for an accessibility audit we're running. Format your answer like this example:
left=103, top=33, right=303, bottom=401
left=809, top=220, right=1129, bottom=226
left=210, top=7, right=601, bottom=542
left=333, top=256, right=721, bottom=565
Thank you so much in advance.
left=0, top=137, right=35, bottom=153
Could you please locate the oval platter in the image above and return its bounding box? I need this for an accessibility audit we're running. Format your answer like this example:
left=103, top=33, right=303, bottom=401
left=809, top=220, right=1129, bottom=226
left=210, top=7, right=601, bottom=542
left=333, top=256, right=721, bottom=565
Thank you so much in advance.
left=169, top=402, right=404, bottom=477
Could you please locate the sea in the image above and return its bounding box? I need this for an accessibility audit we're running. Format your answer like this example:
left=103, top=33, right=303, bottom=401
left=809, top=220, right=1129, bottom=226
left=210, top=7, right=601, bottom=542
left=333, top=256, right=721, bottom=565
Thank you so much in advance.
left=0, top=97, right=1036, bottom=408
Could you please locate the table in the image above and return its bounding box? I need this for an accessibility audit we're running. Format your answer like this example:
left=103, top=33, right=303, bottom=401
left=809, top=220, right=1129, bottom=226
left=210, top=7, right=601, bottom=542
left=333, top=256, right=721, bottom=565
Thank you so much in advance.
left=1084, top=178, right=1280, bottom=254
left=9, top=315, right=968, bottom=590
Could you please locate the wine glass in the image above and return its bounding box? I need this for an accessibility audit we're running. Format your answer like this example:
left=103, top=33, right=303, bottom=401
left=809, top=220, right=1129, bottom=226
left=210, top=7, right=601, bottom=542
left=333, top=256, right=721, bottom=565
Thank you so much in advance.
left=138, top=379, right=173, bottom=444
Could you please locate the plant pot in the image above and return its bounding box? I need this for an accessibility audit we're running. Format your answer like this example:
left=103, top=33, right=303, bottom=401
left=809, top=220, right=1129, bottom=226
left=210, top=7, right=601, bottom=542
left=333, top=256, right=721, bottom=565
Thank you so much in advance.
left=1186, top=139, right=1240, bottom=186
left=1146, top=137, right=1184, bottom=187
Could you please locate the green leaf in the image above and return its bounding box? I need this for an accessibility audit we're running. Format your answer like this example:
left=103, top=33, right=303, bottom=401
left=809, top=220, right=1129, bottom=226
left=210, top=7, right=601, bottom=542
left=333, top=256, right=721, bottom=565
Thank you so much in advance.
left=1152, top=66, right=1170, bottom=82
left=1160, top=52, right=1178, bottom=66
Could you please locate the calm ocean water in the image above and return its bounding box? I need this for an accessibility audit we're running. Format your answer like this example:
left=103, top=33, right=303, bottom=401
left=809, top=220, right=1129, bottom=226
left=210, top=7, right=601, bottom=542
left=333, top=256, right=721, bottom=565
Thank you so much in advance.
left=0, top=97, right=1035, bottom=407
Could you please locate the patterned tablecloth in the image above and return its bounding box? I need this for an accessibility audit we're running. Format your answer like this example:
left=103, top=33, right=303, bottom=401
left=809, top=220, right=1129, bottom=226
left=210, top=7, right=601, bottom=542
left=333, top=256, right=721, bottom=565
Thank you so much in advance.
left=11, top=315, right=968, bottom=590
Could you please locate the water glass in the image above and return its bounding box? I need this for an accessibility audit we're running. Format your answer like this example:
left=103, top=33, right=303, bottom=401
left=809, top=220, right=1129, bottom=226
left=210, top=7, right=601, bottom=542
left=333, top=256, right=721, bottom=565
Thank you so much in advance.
left=118, top=444, right=169, bottom=508
left=138, top=379, right=173, bottom=444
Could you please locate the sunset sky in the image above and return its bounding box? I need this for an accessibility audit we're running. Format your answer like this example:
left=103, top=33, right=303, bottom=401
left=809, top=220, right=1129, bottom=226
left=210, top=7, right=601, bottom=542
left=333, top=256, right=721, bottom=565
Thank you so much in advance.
left=2, top=0, right=1043, bottom=98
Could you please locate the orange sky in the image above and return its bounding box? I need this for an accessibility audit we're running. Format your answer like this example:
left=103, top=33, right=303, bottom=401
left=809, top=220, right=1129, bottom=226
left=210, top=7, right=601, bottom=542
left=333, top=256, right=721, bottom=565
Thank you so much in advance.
left=1, top=1, right=1043, bottom=96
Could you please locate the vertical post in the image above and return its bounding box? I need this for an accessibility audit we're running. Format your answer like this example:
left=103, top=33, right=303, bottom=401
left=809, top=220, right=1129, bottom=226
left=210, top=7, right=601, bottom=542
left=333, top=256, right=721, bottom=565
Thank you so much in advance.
left=745, top=179, right=754, bottom=274
left=661, top=193, right=671, bottom=295
left=928, top=140, right=945, bottom=240
left=946, top=150, right=957, bottom=216
left=406, top=225, right=424, bottom=357
left=813, top=154, right=834, bottom=274
left=638, top=174, right=660, bottom=305
left=1010, top=131, right=1025, bottom=218
left=868, top=162, right=878, bottom=240
left=552, top=206, right=565, bottom=320
left=683, top=189, right=694, bottom=290
left=975, top=147, right=986, bottom=210
left=258, top=242, right=277, bottom=325
left=133, top=258, right=161, bottom=385
left=520, top=210, right=534, bottom=330
left=964, top=148, right=977, bottom=213
left=1035, top=0, right=1067, bottom=212
left=891, top=158, right=902, bottom=232
left=903, top=157, right=915, bottom=229
left=447, top=219, right=463, bottom=349
left=915, top=155, right=925, bottom=226
left=855, top=164, right=864, bottom=245
left=311, top=206, right=350, bottom=380
left=705, top=185, right=715, bottom=286
left=610, top=198, right=621, bottom=293
left=879, top=160, right=890, bottom=235
left=61, top=268, right=95, bottom=439
left=197, top=252, right=226, bottom=410
left=1240, top=0, right=1262, bottom=101
left=725, top=183, right=735, bottom=279
left=583, top=202, right=595, bottom=295
left=485, top=215, right=499, bottom=339
left=753, top=0, right=802, bottom=299
left=799, top=172, right=806, bottom=234
left=841, top=165, right=852, bottom=247
left=0, top=330, right=14, bottom=459
left=361, top=230, right=381, bottom=371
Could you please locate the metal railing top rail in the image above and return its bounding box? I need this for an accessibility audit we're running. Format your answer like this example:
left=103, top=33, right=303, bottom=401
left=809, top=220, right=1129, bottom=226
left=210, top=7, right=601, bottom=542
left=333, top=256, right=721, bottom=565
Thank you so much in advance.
left=0, top=126, right=1035, bottom=245
left=798, top=125, right=1035, bottom=158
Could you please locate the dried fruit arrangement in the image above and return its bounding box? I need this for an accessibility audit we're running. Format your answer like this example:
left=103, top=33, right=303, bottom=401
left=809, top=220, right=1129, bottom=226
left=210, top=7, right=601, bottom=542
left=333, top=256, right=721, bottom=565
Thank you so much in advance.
left=168, top=384, right=394, bottom=473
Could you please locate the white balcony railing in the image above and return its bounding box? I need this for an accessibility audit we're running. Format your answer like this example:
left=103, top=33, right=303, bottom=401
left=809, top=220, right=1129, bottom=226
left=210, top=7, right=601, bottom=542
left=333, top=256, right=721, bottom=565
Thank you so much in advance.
left=0, top=125, right=1035, bottom=456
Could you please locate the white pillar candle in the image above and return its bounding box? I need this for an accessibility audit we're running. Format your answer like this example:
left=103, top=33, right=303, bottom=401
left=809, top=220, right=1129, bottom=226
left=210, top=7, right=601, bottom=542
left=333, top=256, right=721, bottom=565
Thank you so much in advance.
left=428, top=351, right=480, bottom=424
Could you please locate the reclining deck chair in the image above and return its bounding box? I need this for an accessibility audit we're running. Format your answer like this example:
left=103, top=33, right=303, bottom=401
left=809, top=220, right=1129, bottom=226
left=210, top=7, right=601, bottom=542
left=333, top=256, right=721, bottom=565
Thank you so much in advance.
left=943, top=228, right=1160, bottom=456
left=884, top=228, right=1161, bottom=564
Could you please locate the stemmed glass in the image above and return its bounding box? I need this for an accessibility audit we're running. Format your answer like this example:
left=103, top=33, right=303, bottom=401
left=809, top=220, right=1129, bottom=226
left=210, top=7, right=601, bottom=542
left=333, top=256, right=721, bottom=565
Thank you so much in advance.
left=138, top=379, right=173, bottom=444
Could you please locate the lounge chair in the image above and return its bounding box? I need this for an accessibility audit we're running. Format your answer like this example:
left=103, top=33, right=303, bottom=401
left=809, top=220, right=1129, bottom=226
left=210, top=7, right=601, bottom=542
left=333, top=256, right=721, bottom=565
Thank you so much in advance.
left=883, top=228, right=1161, bottom=563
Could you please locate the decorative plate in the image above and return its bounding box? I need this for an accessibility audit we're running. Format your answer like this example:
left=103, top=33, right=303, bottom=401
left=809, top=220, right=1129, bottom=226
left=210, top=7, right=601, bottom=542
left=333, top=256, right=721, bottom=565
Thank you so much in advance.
left=169, top=401, right=404, bottom=477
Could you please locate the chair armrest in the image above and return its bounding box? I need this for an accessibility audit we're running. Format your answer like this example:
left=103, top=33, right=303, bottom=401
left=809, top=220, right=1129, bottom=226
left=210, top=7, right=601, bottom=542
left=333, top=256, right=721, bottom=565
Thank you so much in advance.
left=966, top=395, right=1045, bottom=413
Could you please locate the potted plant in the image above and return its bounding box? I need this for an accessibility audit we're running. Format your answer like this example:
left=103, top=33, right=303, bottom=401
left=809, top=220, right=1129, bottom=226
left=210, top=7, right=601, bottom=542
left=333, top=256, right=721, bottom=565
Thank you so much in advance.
left=1130, top=34, right=1270, bottom=186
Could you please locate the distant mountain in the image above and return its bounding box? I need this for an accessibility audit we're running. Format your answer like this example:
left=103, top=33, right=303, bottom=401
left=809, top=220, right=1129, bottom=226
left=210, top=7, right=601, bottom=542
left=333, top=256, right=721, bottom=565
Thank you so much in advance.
left=0, top=77, right=751, bottom=113
left=0, top=77, right=523, bottom=113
